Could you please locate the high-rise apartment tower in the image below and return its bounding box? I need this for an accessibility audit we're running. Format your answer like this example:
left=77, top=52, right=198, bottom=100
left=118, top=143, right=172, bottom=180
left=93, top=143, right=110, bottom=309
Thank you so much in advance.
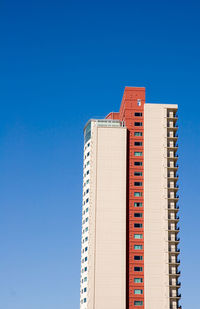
left=80, top=87, right=181, bottom=309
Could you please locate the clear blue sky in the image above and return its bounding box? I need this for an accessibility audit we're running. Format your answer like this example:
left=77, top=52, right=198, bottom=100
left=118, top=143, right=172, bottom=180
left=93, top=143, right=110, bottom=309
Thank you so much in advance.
left=0, top=0, right=199, bottom=308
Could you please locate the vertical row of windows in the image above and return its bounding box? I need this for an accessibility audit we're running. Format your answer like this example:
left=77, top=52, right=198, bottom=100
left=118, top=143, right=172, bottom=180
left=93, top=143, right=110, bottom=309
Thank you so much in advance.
left=81, top=140, right=91, bottom=307
left=133, top=119, right=143, bottom=305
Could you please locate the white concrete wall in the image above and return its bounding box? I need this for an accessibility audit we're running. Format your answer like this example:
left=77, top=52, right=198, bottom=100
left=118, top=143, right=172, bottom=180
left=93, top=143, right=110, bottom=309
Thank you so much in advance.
left=86, top=124, right=127, bottom=309
left=144, top=104, right=169, bottom=309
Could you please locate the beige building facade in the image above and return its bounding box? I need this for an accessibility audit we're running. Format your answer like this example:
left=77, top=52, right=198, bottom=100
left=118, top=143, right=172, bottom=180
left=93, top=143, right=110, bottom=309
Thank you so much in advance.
left=80, top=88, right=181, bottom=309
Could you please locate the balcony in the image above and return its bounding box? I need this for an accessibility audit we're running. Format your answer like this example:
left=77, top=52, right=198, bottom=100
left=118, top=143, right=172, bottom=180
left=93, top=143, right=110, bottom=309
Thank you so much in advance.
left=169, top=259, right=180, bottom=265
left=167, top=115, right=178, bottom=120
left=169, top=248, right=180, bottom=255
left=170, top=294, right=181, bottom=299
left=168, top=216, right=180, bottom=223
left=169, top=281, right=181, bottom=288
left=168, top=175, right=179, bottom=181
left=167, top=144, right=178, bottom=150
left=168, top=196, right=179, bottom=202
left=167, top=125, right=178, bottom=131
left=167, top=134, right=178, bottom=140
left=169, top=270, right=181, bottom=277
left=168, top=167, right=179, bottom=172
left=168, top=207, right=179, bottom=213
left=168, top=186, right=179, bottom=192
left=168, top=238, right=180, bottom=244
left=168, top=226, right=180, bottom=233
left=167, top=156, right=178, bottom=162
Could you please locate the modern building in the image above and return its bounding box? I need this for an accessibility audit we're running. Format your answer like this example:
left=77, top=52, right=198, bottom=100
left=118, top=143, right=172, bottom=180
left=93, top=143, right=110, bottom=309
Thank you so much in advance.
left=80, top=87, right=181, bottom=309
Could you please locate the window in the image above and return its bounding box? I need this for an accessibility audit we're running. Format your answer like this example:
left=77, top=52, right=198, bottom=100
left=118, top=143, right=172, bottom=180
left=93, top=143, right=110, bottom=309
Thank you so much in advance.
left=134, top=278, right=143, bottom=283
left=134, top=172, right=142, bottom=176
left=134, top=132, right=143, bottom=136
left=87, top=143, right=90, bottom=147
left=85, top=247, right=88, bottom=251
left=134, top=141, right=143, bottom=146
left=84, top=277, right=87, bottom=282
left=134, top=192, right=142, bottom=197
left=86, top=170, right=89, bottom=175
left=85, top=257, right=87, bottom=261
left=134, top=301, right=143, bottom=306
left=84, top=267, right=87, bottom=271
left=84, top=287, right=87, bottom=292
left=134, top=162, right=143, bottom=166
left=134, top=122, right=143, bottom=126
left=134, top=182, right=142, bottom=186
left=86, top=217, right=88, bottom=222
left=134, top=267, right=143, bottom=271
left=87, top=152, right=90, bottom=157
left=86, top=198, right=89, bottom=203
left=134, top=245, right=143, bottom=250
left=134, top=202, right=142, bottom=207
left=84, top=298, right=87, bottom=303
left=137, top=99, right=141, bottom=106
left=135, top=112, right=142, bottom=117
left=134, top=289, right=143, bottom=295
left=87, top=161, right=90, bottom=165
left=134, top=152, right=142, bottom=156
left=86, top=179, right=89, bottom=184
left=134, top=213, right=143, bottom=218
left=134, top=234, right=143, bottom=239
left=85, top=227, right=88, bottom=232
left=86, top=189, right=89, bottom=194
left=86, top=208, right=88, bottom=212
left=134, top=223, right=143, bottom=228
left=134, top=256, right=143, bottom=260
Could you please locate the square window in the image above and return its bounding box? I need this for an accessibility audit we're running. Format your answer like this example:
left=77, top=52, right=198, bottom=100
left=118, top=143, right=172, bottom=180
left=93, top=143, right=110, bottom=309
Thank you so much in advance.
left=134, top=141, right=143, bottom=146
left=134, top=289, right=143, bottom=295
left=134, top=213, right=143, bottom=218
left=134, top=300, right=143, bottom=306
left=134, top=132, right=143, bottom=136
left=134, top=122, right=143, bottom=126
left=134, top=278, right=143, bottom=283
left=134, top=152, right=143, bottom=156
left=134, top=255, right=143, bottom=260
left=134, top=266, right=143, bottom=271
left=134, top=192, right=142, bottom=197
left=134, top=182, right=142, bottom=186
left=134, top=245, right=142, bottom=250
left=134, top=162, right=143, bottom=166
left=135, top=112, right=142, bottom=116
left=134, top=172, right=142, bottom=176
left=134, top=202, right=143, bottom=207
left=134, top=234, right=143, bottom=239
left=134, top=223, right=143, bottom=228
